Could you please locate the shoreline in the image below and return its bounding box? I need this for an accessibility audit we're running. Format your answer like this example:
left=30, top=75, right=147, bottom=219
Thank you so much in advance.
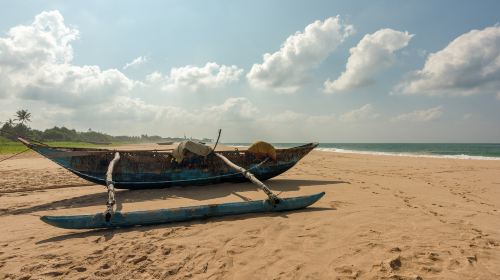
left=225, top=144, right=500, bottom=161
left=316, top=148, right=500, bottom=161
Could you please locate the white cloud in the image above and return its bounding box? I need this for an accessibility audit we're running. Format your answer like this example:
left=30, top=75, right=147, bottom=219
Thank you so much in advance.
left=0, top=10, right=135, bottom=106
left=0, top=10, right=78, bottom=66
left=123, top=56, right=147, bottom=69
left=417, top=49, right=428, bottom=57
left=145, top=71, right=163, bottom=83
left=63, top=97, right=259, bottom=128
left=391, top=106, right=443, bottom=122
left=396, top=25, right=500, bottom=96
left=147, top=62, right=243, bottom=92
left=307, top=114, right=337, bottom=124
left=324, top=28, right=413, bottom=93
left=204, top=97, right=259, bottom=121
left=99, top=96, right=191, bottom=123
left=261, top=110, right=335, bottom=124
left=0, top=10, right=342, bottom=141
left=339, top=104, right=378, bottom=122
left=267, top=110, right=306, bottom=123
left=1, top=92, right=342, bottom=141
left=19, top=64, right=134, bottom=106
left=247, top=16, right=354, bottom=93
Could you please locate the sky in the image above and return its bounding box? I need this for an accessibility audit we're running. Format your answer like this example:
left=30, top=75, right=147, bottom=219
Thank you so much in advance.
left=0, top=0, right=499, bottom=142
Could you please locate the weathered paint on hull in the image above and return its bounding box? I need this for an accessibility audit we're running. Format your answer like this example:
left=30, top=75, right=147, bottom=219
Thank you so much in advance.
left=24, top=142, right=318, bottom=189
left=40, top=192, right=325, bottom=229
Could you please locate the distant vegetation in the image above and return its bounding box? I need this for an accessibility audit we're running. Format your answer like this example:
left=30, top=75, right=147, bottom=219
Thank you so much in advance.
left=0, top=110, right=213, bottom=155
left=0, top=109, right=190, bottom=144
left=0, top=135, right=111, bottom=154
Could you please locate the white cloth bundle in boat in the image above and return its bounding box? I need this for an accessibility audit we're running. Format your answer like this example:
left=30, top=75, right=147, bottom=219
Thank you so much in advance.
left=172, top=140, right=212, bottom=162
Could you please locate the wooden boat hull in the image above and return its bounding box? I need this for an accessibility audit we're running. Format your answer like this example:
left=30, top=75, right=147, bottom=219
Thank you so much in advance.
left=20, top=140, right=318, bottom=190
left=40, top=192, right=325, bottom=229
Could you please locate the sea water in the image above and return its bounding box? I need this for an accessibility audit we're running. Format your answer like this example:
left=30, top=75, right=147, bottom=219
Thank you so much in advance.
left=226, top=143, right=500, bottom=160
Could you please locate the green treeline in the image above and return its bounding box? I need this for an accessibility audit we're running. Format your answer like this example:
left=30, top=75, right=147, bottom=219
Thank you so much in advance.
left=1, top=124, right=164, bottom=143
left=1, top=110, right=163, bottom=143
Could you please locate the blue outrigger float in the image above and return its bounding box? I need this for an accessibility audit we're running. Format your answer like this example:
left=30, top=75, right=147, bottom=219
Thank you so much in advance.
left=18, top=136, right=324, bottom=229
left=41, top=193, right=325, bottom=229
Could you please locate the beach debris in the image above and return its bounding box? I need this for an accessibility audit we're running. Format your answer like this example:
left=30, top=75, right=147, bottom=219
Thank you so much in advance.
left=389, top=256, right=402, bottom=270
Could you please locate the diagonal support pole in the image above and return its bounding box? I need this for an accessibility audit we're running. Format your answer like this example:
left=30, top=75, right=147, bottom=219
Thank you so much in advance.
left=215, top=153, right=280, bottom=205
left=105, top=152, right=120, bottom=222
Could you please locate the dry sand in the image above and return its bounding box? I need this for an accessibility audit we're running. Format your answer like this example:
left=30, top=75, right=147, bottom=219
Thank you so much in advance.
left=0, top=146, right=499, bottom=279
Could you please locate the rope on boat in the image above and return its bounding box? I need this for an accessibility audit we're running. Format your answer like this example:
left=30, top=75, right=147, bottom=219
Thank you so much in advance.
left=211, top=129, right=222, bottom=154
left=62, top=155, right=271, bottom=187
left=0, top=148, right=30, bottom=164
left=105, top=152, right=120, bottom=222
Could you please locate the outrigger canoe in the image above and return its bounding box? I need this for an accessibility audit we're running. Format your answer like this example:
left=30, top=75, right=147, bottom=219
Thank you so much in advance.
left=17, top=137, right=324, bottom=229
left=18, top=138, right=318, bottom=189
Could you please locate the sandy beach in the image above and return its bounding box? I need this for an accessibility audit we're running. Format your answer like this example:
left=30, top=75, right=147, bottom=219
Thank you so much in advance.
left=1, top=147, right=499, bottom=280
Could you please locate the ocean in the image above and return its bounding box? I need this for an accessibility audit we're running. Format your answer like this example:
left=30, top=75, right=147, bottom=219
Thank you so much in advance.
left=226, top=143, right=500, bottom=160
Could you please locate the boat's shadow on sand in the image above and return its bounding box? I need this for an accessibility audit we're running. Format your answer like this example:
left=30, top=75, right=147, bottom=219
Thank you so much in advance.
left=36, top=206, right=333, bottom=244
left=5, top=178, right=347, bottom=216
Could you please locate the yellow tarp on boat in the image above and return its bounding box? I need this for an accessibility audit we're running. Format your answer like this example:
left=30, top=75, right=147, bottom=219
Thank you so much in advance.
left=247, top=141, right=276, bottom=161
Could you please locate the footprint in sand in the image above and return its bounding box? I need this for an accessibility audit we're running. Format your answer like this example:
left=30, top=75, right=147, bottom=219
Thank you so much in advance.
left=20, top=262, right=45, bottom=273
left=73, top=266, right=87, bottom=272
left=94, top=269, right=113, bottom=277
left=448, top=258, right=461, bottom=270
left=41, top=270, right=65, bottom=277
left=100, top=262, right=111, bottom=269
left=466, top=255, right=477, bottom=264
left=485, top=239, right=499, bottom=248
left=130, top=255, right=148, bottom=265
left=389, top=247, right=402, bottom=253
left=334, top=265, right=362, bottom=279
left=51, top=259, right=72, bottom=268
left=329, top=200, right=351, bottom=209
left=414, top=251, right=444, bottom=273
left=162, top=247, right=172, bottom=255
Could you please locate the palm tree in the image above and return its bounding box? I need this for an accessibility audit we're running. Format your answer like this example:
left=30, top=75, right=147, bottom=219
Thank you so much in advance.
left=15, top=109, right=31, bottom=125
left=6, top=119, right=15, bottom=127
